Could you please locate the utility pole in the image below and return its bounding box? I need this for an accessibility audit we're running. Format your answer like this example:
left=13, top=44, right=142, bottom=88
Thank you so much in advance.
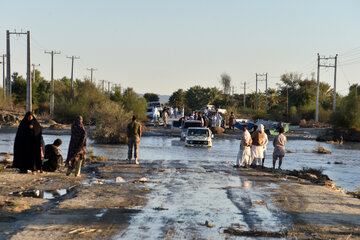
left=0, top=54, right=5, bottom=97
left=66, top=55, right=80, bottom=90
left=101, top=80, right=106, bottom=92
left=333, top=54, right=338, bottom=113
left=231, top=86, right=234, bottom=103
left=265, top=73, right=268, bottom=113
left=255, top=74, right=258, bottom=110
left=6, top=30, right=31, bottom=110
left=244, top=82, right=246, bottom=108
left=45, top=50, right=61, bottom=116
left=316, top=54, right=320, bottom=122
left=26, top=31, right=31, bottom=112
left=286, top=85, right=289, bottom=121
left=108, top=81, right=111, bottom=94
left=6, top=30, right=10, bottom=98
left=31, top=63, right=40, bottom=83
left=255, top=73, right=267, bottom=111
left=87, top=68, right=97, bottom=83
left=315, top=53, right=338, bottom=122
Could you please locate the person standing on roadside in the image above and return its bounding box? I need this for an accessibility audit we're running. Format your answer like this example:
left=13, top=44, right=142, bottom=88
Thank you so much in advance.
left=228, top=112, right=235, bottom=130
left=127, top=115, right=142, bottom=164
left=13, top=112, right=43, bottom=173
left=235, top=125, right=252, bottom=168
left=273, top=127, right=287, bottom=170
left=163, top=107, right=169, bottom=128
left=66, top=116, right=87, bottom=177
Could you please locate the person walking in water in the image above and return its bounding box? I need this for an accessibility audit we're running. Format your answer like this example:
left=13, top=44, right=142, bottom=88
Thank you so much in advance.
left=261, top=129, right=269, bottom=168
left=235, top=125, right=252, bottom=168
left=13, top=112, right=44, bottom=173
left=272, top=127, right=287, bottom=170
left=66, top=116, right=87, bottom=177
left=127, top=115, right=142, bottom=164
left=251, top=124, right=266, bottom=168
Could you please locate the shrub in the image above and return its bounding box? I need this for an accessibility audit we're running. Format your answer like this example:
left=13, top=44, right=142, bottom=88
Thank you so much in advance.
left=89, top=100, right=132, bottom=144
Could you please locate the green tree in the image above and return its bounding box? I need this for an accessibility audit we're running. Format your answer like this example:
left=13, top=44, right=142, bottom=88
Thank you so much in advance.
left=143, top=93, right=159, bottom=102
left=122, top=88, right=147, bottom=120
left=11, top=72, right=27, bottom=106
left=169, top=89, right=185, bottom=108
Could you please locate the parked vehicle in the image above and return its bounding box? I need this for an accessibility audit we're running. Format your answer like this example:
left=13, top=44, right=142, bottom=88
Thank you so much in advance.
left=185, top=127, right=213, bottom=147
left=234, top=119, right=256, bottom=132
left=268, top=122, right=290, bottom=135
left=180, top=120, right=203, bottom=140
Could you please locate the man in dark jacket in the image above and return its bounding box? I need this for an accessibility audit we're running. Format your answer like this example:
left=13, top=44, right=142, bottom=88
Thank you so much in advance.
left=43, top=139, right=63, bottom=172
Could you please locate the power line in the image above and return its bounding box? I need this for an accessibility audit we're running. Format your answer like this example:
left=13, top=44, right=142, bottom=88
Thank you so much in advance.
left=31, top=63, right=40, bottom=83
left=255, top=73, right=268, bottom=112
left=315, top=53, right=338, bottom=122
left=45, top=50, right=61, bottom=115
left=87, top=67, right=97, bottom=83
left=66, top=55, right=80, bottom=90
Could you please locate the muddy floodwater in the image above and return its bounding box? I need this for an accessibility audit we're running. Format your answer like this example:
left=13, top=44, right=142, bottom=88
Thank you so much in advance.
left=1, top=133, right=359, bottom=192
left=1, top=133, right=360, bottom=239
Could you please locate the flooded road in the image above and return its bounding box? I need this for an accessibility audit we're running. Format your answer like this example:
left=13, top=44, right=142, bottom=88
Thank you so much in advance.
left=1, top=134, right=359, bottom=192
left=113, top=158, right=291, bottom=239
left=1, top=133, right=360, bottom=238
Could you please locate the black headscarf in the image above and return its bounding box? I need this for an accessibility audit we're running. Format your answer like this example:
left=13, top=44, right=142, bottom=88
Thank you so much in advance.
left=13, top=112, right=43, bottom=171
left=66, top=116, right=87, bottom=168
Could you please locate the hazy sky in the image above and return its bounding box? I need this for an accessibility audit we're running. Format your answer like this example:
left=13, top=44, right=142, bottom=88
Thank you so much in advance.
left=1, top=0, right=359, bottom=95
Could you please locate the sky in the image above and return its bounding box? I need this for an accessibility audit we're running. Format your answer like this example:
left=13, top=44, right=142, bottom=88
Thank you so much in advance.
left=1, top=0, right=360, bottom=95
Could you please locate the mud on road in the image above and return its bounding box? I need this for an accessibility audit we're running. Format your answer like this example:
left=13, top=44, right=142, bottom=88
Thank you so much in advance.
left=0, top=158, right=360, bottom=239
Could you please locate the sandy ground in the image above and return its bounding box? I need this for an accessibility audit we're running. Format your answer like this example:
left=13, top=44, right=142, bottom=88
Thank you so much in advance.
left=0, top=158, right=359, bottom=239
left=0, top=161, right=150, bottom=240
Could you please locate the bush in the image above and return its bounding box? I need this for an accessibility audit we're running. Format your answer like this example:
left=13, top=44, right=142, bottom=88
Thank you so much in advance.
left=331, top=95, right=360, bottom=129
left=89, top=100, right=132, bottom=144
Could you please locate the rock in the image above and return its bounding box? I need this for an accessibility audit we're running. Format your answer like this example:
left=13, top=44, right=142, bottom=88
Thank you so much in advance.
left=211, top=126, right=225, bottom=134
left=115, top=177, right=126, bottom=183
left=139, top=177, right=147, bottom=182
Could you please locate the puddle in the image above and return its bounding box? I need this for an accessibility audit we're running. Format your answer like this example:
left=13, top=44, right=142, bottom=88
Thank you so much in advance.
left=10, top=189, right=68, bottom=199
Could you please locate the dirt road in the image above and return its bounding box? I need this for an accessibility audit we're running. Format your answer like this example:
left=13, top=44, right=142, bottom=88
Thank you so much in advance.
left=1, top=157, right=359, bottom=239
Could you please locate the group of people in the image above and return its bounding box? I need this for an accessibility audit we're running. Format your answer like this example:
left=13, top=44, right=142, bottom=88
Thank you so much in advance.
left=152, top=106, right=185, bottom=127
left=183, top=110, right=225, bottom=128
left=236, top=124, right=287, bottom=170
left=12, top=112, right=87, bottom=177
left=12, top=111, right=286, bottom=175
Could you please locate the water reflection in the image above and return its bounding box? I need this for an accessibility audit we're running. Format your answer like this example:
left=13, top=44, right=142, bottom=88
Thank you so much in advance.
left=0, top=133, right=359, bottom=192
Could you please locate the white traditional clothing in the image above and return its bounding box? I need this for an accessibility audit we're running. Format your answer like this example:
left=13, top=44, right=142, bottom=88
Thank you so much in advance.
left=215, top=113, right=222, bottom=127
left=236, top=129, right=252, bottom=166
left=251, top=124, right=266, bottom=165
left=152, top=107, right=159, bottom=123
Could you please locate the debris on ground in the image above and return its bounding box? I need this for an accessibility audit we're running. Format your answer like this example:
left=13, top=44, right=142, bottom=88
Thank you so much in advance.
left=205, top=220, right=215, bottom=228
left=130, top=177, right=148, bottom=184
left=252, top=200, right=267, bottom=205
left=224, top=227, right=295, bottom=237
left=153, top=206, right=168, bottom=211
left=312, top=144, right=332, bottom=154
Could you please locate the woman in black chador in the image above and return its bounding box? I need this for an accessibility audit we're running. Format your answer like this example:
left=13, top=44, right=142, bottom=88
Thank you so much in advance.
left=13, top=112, right=43, bottom=173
